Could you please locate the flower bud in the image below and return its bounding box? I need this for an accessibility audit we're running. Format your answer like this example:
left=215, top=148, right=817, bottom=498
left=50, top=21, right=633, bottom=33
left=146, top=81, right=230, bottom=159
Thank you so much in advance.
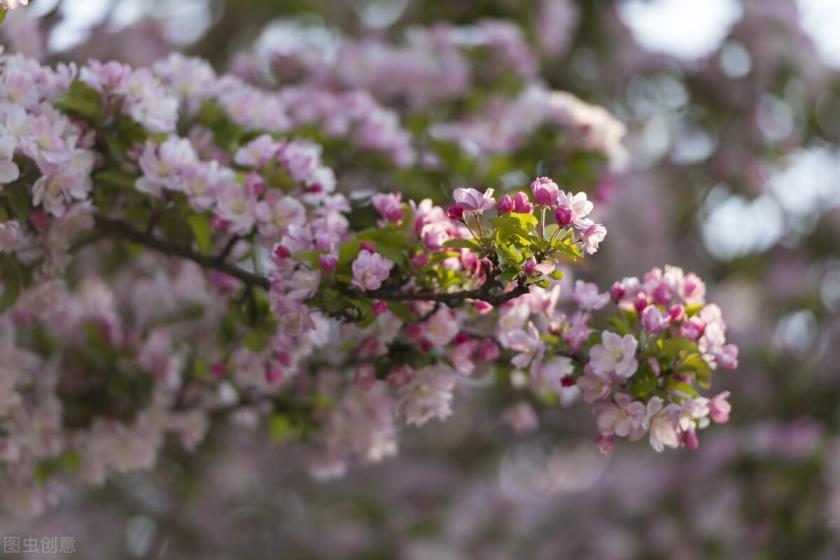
left=529, top=177, right=559, bottom=207
left=497, top=194, right=513, bottom=213
left=353, top=364, right=377, bottom=390
left=447, top=205, right=465, bottom=221
left=554, top=205, right=573, bottom=227
left=410, top=253, right=429, bottom=268
left=319, top=254, right=337, bottom=272
left=512, top=192, right=533, bottom=214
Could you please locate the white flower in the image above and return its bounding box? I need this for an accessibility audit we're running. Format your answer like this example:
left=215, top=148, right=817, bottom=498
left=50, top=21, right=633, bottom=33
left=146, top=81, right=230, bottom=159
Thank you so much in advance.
left=573, top=280, right=609, bottom=310
left=0, top=134, right=19, bottom=184
left=424, top=308, right=460, bottom=348
left=589, top=330, right=638, bottom=378
left=400, top=365, right=456, bottom=426
left=645, top=397, right=680, bottom=452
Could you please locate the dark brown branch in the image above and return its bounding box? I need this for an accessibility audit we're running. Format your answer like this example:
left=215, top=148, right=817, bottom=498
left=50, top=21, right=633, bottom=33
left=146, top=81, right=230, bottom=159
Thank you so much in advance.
left=339, top=279, right=531, bottom=307
left=93, top=215, right=532, bottom=308
left=94, top=215, right=270, bottom=290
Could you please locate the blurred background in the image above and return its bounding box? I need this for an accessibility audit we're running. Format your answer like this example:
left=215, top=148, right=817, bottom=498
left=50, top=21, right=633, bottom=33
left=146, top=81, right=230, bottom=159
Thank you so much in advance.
left=3, top=0, right=840, bottom=558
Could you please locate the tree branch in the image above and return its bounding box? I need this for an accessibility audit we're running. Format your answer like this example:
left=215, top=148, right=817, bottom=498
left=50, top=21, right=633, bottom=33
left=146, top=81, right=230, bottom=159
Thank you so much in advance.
left=94, top=215, right=270, bottom=290
left=93, top=215, right=532, bottom=309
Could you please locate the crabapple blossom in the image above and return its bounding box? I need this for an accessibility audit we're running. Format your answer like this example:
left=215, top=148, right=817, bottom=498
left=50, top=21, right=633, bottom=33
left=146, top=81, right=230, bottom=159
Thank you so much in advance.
left=453, top=187, right=495, bottom=213
left=0, top=38, right=740, bottom=518
left=351, top=249, right=393, bottom=291
left=589, top=331, right=639, bottom=378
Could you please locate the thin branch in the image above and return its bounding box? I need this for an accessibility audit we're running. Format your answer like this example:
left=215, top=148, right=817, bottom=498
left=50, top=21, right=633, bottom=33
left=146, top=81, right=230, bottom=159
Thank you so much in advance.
left=93, top=215, right=532, bottom=309
left=94, top=215, right=270, bottom=290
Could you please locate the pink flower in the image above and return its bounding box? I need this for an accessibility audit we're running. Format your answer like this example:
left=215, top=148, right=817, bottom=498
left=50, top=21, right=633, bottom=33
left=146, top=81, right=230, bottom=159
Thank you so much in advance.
left=0, top=134, right=19, bottom=183
left=573, top=280, right=610, bottom=310
left=453, top=187, right=495, bottom=213
left=596, top=433, right=615, bottom=454
left=580, top=222, right=607, bottom=254
left=497, top=194, right=513, bottom=213
left=709, top=391, right=731, bottom=424
left=503, top=402, right=539, bottom=433
left=578, top=370, right=612, bottom=403
left=512, top=191, right=533, bottom=214
left=387, top=366, right=415, bottom=387
left=255, top=191, right=306, bottom=238
left=351, top=250, right=393, bottom=291
left=353, top=364, right=377, bottom=390
left=715, top=344, right=739, bottom=369
left=646, top=397, right=681, bottom=452
left=478, top=339, right=500, bottom=361
left=556, top=190, right=593, bottom=225
left=371, top=193, right=404, bottom=223
left=554, top=205, right=573, bottom=227
left=234, top=134, right=280, bottom=167
left=641, top=305, right=666, bottom=334
left=595, top=393, right=646, bottom=439
left=529, top=177, right=560, bottom=207
left=319, top=254, right=337, bottom=272
left=423, top=308, right=460, bottom=348
left=589, top=331, right=638, bottom=378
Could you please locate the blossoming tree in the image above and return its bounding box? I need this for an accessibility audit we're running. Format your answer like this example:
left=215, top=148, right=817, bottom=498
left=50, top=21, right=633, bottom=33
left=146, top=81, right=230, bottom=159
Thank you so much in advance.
left=0, top=1, right=737, bottom=516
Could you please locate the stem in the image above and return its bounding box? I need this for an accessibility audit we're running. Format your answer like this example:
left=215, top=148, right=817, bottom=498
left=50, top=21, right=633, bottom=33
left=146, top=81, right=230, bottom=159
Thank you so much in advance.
left=94, top=215, right=270, bottom=290
left=93, top=215, right=533, bottom=308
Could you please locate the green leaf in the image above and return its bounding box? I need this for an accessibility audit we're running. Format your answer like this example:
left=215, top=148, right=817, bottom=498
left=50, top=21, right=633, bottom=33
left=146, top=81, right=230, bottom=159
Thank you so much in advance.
left=94, top=169, right=137, bottom=190
left=53, top=81, right=103, bottom=124
left=337, top=239, right=362, bottom=268
left=630, top=367, right=658, bottom=399
left=442, top=238, right=481, bottom=250
left=0, top=255, right=23, bottom=312
left=269, top=414, right=297, bottom=441
left=187, top=214, right=213, bottom=254
left=6, top=181, right=31, bottom=222
left=666, top=380, right=700, bottom=399
left=0, top=8, right=7, bottom=26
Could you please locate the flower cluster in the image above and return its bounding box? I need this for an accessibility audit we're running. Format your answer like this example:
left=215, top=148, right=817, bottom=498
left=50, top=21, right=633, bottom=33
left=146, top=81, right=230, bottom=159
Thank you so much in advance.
left=0, top=32, right=736, bottom=516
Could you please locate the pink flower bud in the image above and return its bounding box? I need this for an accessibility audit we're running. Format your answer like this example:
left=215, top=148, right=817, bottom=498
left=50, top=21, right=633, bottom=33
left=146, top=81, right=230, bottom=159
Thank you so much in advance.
left=372, top=301, right=388, bottom=315
left=633, top=293, right=649, bottom=314
left=210, top=361, right=226, bottom=379
left=245, top=172, right=265, bottom=196
left=610, top=283, right=626, bottom=302
left=405, top=324, right=426, bottom=344
left=410, top=253, right=429, bottom=268
left=668, top=304, right=685, bottom=322
left=273, top=244, right=291, bottom=259
left=709, top=391, right=731, bottom=423
left=512, top=192, right=533, bottom=214
left=529, top=177, right=560, bottom=207
left=387, top=366, right=415, bottom=387
left=652, top=284, right=671, bottom=306
left=447, top=205, right=465, bottom=221
left=596, top=434, right=615, bottom=454
left=478, top=339, right=500, bottom=361
left=560, top=375, right=575, bottom=387
left=360, top=241, right=377, bottom=253
left=30, top=209, right=49, bottom=230
left=524, top=258, right=537, bottom=275
left=497, top=194, right=513, bottom=213
left=211, top=216, right=229, bottom=231
left=554, top=205, right=573, bottom=227
left=641, top=305, right=666, bottom=334
left=353, top=364, right=377, bottom=390
left=264, top=365, right=283, bottom=385
left=681, top=430, right=699, bottom=450
left=473, top=300, right=493, bottom=315
left=319, top=254, right=337, bottom=272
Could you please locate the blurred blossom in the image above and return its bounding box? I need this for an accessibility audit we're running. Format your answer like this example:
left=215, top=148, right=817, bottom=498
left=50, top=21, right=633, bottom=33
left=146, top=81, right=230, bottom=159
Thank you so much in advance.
left=618, top=0, right=743, bottom=59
